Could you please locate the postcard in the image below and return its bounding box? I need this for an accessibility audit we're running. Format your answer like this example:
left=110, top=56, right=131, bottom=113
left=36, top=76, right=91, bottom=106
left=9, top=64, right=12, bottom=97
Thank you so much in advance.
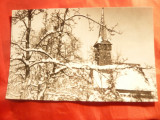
left=6, top=7, right=157, bottom=102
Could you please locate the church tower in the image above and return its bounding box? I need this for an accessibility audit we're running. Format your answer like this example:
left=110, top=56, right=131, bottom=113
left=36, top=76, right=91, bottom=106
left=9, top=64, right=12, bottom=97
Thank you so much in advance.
left=94, top=8, right=112, bottom=66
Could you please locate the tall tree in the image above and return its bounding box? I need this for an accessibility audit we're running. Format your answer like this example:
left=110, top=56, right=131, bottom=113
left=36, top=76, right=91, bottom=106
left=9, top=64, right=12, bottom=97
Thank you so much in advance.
left=8, top=8, right=121, bottom=100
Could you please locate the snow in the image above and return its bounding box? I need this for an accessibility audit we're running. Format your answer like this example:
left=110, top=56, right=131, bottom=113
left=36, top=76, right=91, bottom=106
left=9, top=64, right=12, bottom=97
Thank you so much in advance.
left=93, top=70, right=110, bottom=88
left=41, top=58, right=60, bottom=64
left=66, top=62, right=130, bottom=70
left=92, top=66, right=155, bottom=91
left=12, top=42, right=50, bottom=55
left=115, top=68, right=153, bottom=91
left=26, top=56, right=155, bottom=92
left=97, top=36, right=103, bottom=43
left=55, top=66, right=67, bottom=73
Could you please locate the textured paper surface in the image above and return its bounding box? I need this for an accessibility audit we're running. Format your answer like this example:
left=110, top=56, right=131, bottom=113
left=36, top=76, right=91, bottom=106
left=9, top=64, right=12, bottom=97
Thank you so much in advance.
left=0, top=0, right=160, bottom=119
left=6, top=7, right=157, bottom=102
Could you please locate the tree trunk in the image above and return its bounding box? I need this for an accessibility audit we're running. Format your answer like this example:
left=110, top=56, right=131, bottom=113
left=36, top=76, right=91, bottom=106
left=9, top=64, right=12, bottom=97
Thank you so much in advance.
left=21, top=10, right=32, bottom=99
left=25, top=10, right=32, bottom=78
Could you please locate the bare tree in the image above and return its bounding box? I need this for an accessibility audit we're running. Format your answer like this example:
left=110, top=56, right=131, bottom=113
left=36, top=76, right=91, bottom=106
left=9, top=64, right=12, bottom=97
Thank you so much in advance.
left=8, top=8, right=122, bottom=100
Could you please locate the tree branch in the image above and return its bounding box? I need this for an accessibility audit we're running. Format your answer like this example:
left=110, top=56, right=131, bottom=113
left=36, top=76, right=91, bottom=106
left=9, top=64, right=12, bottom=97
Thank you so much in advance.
left=22, top=20, right=28, bottom=29
left=11, top=42, right=53, bottom=59
left=10, top=58, right=27, bottom=66
left=35, top=32, right=59, bottom=48
left=65, top=15, right=121, bottom=34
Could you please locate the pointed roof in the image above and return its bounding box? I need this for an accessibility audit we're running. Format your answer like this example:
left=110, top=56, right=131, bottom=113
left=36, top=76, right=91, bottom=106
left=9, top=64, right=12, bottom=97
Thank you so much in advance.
left=99, top=8, right=107, bottom=41
left=94, top=8, right=112, bottom=47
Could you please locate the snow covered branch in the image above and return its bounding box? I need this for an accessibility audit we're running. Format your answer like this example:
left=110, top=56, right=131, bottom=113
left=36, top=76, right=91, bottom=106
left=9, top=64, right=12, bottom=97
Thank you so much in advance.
left=29, top=58, right=63, bottom=68
left=29, top=57, right=141, bottom=71
left=11, top=42, right=53, bottom=59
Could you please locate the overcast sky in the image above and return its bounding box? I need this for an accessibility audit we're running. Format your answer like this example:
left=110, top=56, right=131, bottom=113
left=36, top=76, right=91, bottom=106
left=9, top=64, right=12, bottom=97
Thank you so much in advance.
left=72, top=7, right=155, bottom=66
left=12, top=7, right=155, bottom=66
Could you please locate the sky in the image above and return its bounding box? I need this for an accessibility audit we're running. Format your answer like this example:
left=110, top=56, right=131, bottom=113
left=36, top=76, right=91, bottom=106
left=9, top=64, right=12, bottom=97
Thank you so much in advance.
left=12, top=7, right=155, bottom=66
left=72, top=7, right=155, bottom=66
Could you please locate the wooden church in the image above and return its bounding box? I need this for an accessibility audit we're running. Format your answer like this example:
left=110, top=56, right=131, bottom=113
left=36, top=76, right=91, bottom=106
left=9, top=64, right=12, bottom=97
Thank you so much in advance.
left=94, top=8, right=112, bottom=66
left=92, top=8, right=156, bottom=102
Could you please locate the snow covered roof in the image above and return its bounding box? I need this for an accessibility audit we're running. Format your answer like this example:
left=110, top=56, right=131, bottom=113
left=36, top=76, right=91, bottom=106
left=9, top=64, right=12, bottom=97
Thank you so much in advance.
left=92, top=64, right=155, bottom=91
left=28, top=56, right=155, bottom=92
left=94, top=36, right=112, bottom=47
left=97, top=36, right=103, bottom=43
left=115, top=68, right=155, bottom=91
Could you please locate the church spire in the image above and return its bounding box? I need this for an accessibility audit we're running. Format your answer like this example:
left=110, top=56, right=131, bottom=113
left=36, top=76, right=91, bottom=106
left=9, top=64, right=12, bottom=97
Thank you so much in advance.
left=99, top=8, right=107, bottom=41
left=94, top=8, right=112, bottom=65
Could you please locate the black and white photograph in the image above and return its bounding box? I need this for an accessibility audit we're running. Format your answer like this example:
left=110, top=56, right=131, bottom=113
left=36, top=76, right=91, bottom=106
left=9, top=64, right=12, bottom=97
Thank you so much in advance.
left=6, top=7, right=158, bottom=102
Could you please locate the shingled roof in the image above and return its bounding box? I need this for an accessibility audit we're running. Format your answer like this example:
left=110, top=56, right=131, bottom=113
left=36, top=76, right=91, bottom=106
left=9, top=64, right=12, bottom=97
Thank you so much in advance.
left=94, top=36, right=112, bottom=47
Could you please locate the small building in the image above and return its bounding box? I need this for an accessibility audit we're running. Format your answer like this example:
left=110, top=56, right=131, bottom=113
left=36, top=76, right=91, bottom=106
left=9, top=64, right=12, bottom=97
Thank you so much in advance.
left=94, top=38, right=112, bottom=65
left=92, top=8, right=156, bottom=102
left=94, top=8, right=112, bottom=65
